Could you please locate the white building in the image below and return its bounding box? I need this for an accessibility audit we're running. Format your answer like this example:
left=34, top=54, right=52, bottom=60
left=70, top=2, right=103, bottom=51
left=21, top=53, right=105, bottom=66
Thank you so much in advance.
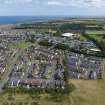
left=62, top=33, right=76, bottom=38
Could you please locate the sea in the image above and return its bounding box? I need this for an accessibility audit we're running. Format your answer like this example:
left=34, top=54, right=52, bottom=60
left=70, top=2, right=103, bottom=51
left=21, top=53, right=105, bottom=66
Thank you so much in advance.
left=0, top=16, right=66, bottom=25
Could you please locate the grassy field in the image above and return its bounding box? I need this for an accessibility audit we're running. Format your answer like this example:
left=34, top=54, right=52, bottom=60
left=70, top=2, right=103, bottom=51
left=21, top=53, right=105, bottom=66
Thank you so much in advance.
left=70, top=79, right=105, bottom=105
left=9, top=41, right=34, bottom=49
left=0, top=92, right=71, bottom=105
left=85, top=30, right=105, bottom=35
left=88, top=34, right=104, bottom=42
left=85, top=30, right=105, bottom=43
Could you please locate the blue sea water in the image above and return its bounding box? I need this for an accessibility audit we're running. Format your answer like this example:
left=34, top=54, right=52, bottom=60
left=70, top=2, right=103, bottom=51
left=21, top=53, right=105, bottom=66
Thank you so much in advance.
left=0, top=16, right=65, bottom=24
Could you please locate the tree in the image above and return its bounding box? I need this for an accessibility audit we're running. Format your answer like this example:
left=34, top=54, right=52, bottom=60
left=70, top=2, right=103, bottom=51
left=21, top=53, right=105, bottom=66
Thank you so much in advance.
left=53, top=30, right=62, bottom=37
left=26, top=34, right=36, bottom=43
left=39, top=40, right=52, bottom=47
left=55, top=43, right=69, bottom=50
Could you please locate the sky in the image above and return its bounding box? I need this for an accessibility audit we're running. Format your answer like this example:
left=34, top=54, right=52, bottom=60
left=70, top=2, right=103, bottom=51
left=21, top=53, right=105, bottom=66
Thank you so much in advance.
left=0, top=0, right=105, bottom=16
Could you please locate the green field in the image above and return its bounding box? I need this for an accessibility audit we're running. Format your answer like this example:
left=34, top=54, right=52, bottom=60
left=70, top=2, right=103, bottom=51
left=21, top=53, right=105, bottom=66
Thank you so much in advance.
left=85, top=30, right=105, bottom=43
left=86, top=30, right=105, bottom=35
left=9, top=41, right=34, bottom=49
left=88, top=34, right=104, bottom=42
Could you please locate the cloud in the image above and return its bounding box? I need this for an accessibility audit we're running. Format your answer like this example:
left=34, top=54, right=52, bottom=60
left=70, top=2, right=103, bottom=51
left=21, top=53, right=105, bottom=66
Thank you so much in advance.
left=3, top=0, right=33, bottom=4
left=48, top=1, right=66, bottom=6
left=47, top=0, right=105, bottom=8
left=0, top=0, right=105, bottom=8
left=0, top=0, right=105, bottom=16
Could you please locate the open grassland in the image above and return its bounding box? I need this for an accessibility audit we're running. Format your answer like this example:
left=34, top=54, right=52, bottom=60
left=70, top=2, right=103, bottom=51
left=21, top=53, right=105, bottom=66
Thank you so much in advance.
left=70, top=79, right=105, bottom=105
